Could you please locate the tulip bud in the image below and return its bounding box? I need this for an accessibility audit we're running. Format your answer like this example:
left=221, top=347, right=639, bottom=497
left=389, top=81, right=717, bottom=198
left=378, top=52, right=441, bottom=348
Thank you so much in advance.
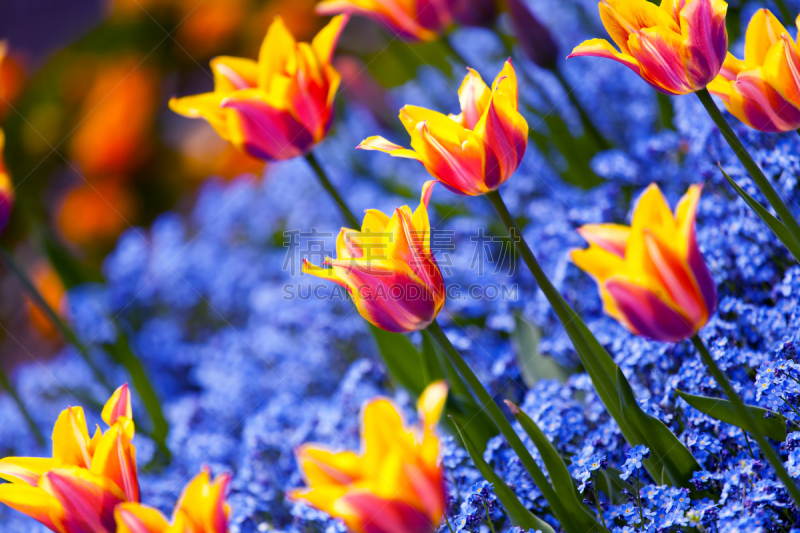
left=303, top=181, right=445, bottom=333
left=170, top=15, right=347, bottom=161
left=571, top=184, right=717, bottom=343
left=359, top=60, right=528, bottom=196
left=569, top=0, right=729, bottom=95
left=316, top=0, right=453, bottom=42
left=708, top=9, right=800, bottom=132
left=505, top=0, right=559, bottom=70
left=292, top=381, right=449, bottom=533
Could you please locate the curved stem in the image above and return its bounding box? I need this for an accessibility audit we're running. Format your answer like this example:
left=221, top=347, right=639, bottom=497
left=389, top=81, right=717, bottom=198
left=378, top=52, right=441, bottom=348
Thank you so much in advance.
left=696, top=88, right=800, bottom=248
left=0, top=247, right=112, bottom=392
left=0, top=365, right=44, bottom=445
left=551, top=67, right=613, bottom=151
left=690, top=334, right=800, bottom=506
left=426, top=320, right=607, bottom=533
left=305, top=152, right=360, bottom=229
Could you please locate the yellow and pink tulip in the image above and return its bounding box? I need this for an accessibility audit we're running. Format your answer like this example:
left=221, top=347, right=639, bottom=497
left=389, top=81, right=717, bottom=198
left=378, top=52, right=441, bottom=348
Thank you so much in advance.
left=115, top=467, right=231, bottom=533
left=0, top=384, right=139, bottom=533
left=359, top=61, right=528, bottom=196
left=169, top=15, right=347, bottom=161
left=569, top=0, right=729, bottom=95
left=316, top=0, right=452, bottom=41
left=302, top=181, right=445, bottom=333
left=292, top=381, right=448, bottom=533
left=571, top=184, right=717, bottom=343
left=708, top=9, right=800, bottom=132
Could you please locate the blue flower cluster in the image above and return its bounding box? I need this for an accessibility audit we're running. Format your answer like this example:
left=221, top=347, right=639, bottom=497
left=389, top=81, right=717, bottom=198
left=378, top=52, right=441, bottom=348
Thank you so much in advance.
left=3, top=0, right=800, bottom=532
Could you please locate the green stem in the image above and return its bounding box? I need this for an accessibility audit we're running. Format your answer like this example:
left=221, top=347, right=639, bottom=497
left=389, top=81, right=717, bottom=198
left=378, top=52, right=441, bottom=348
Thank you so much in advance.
left=0, top=365, right=44, bottom=445
left=105, top=334, right=171, bottom=465
left=551, top=68, right=613, bottom=151
left=485, top=191, right=575, bottom=323
left=696, top=88, right=800, bottom=250
left=426, top=320, right=603, bottom=533
left=593, top=471, right=608, bottom=531
left=690, top=334, right=800, bottom=506
left=305, top=152, right=360, bottom=229
left=0, top=247, right=112, bottom=392
left=483, top=500, right=497, bottom=533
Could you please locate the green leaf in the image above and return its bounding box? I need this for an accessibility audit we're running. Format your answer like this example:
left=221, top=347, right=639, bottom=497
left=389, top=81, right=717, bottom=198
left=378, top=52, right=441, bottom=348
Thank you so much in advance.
left=513, top=314, right=569, bottom=386
left=362, top=38, right=451, bottom=88
left=597, top=467, right=628, bottom=505
left=676, top=389, right=787, bottom=442
left=616, top=368, right=701, bottom=488
left=370, top=325, right=427, bottom=395
left=421, top=331, right=497, bottom=452
left=718, top=164, right=800, bottom=263
left=449, top=416, right=556, bottom=533
left=506, top=402, right=604, bottom=532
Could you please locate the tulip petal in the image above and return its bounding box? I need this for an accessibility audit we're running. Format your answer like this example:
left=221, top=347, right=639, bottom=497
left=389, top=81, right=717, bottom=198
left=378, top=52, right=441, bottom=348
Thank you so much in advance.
left=258, top=16, right=297, bottom=91
left=168, top=93, right=231, bottom=141
left=679, top=0, right=728, bottom=88
left=643, top=230, right=705, bottom=326
left=744, top=8, right=789, bottom=68
left=417, top=381, right=448, bottom=429
left=0, top=457, right=54, bottom=486
left=568, top=38, right=642, bottom=77
left=42, top=467, right=126, bottom=533
left=337, top=492, right=433, bottom=533
left=211, top=56, right=258, bottom=92
left=332, top=259, right=438, bottom=332
left=221, top=96, right=314, bottom=160
left=456, top=68, right=491, bottom=129
left=605, top=278, right=697, bottom=342
left=576, top=224, right=630, bottom=258
left=302, top=259, right=347, bottom=288
left=312, top=15, right=349, bottom=63
left=598, top=0, right=680, bottom=54
left=728, top=69, right=800, bottom=131
left=315, top=0, right=438, bottom=41
left=174, top=468, right=231, bottom=533
left=296, top=445, right=364, bottom=486
left=90, top=418, right=139, bottom=503
left=52, top=405, right=92, bottom=469
left=570, top=244, right=626, bottom=320
left=0, top=483, right=65, bottom=532
left=115, top=502, right=170, bottom=533
left=762, top=34, right=800, bottom=109
left=628, top=27, right=694, bottom=94
left=357, top=136, right=422, bottom=161
left=102, top=383, right=132, bottom=426
left=675, top=185, right=717, bottom=316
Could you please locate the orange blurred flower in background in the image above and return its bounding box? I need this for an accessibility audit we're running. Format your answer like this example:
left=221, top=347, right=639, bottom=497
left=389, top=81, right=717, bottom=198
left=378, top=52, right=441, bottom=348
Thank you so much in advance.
left=25, top=261, right=66, bottom=339
left=0, top=41, right=26, bottom=119
left=56, top=180, right=138, bottom=248
left=69, top=59, right=158, bottom=178
left=175, top=0, right=247, bottom=58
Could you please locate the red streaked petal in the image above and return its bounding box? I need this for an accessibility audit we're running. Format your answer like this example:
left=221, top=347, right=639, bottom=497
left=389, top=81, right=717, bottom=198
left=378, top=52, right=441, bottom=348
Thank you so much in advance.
left=628, top=27, right=694, bottom=94
left=339, top=492, right=433, bottom=533
left=102, top=383, right=132, bottom=426
left=605, top=278, right=697, bottom=342
left=576, top=224, right=631, bottom=258
left=0, top=483, right=66, bottom=532
left=730, top=70, right=800, bottom=132
left=221, top=97, right=313, bottom=161
left=42, top=467, right=125, bottom=533
left=679, top=0, right=728, bottom=88
left=115, top=502, right=170, bottom=533
left=0, top=457, right=54, bottom=486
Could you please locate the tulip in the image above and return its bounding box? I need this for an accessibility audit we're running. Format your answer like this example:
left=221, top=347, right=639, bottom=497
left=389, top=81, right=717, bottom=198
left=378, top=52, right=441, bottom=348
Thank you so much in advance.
left=359, top=60, right=528, bottom=196
left=292, top=381, right=448, bottom=533
left=315, top=0, right=452, bottom=42
left=169, top=15, right=347, bottom=161
left=303, top=181, right=445, bottom=333
left=0, top=384, right=140, bottom=533
left=115, top=467, right=231, bottom=533
left=707, top=9, right=800, bottom=132
left=569, top=0, right=729, bottom=95
left=571, top=184, right=717, bottom=343
left=0, top=129, right=12, bottom=233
